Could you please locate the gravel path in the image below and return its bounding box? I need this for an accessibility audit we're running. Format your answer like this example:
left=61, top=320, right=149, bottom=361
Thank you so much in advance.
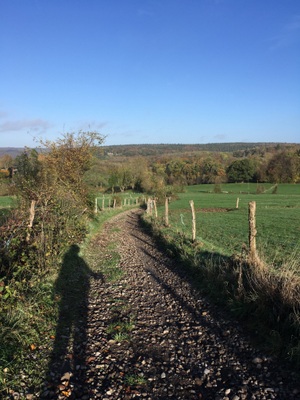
left=44, top=209, right=300, bottom=400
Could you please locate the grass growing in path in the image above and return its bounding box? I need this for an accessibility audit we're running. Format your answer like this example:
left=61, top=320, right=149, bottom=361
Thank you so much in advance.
left=125, top=374, right=147, bottom=387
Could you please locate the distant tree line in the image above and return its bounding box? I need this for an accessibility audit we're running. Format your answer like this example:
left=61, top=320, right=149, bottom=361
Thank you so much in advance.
left=83, top=145, right=300, bottom=197
left=99, top=142, right=296, bottom=158
left=1, top=144, right=299, bottom=200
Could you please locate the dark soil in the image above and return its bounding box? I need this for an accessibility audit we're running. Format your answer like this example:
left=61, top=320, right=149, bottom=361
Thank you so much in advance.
left=41, top=209, right=300, bottom=400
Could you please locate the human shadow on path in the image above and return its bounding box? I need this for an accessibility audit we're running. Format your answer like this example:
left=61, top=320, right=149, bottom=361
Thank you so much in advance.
left=43, top=244, right=103, bottom=399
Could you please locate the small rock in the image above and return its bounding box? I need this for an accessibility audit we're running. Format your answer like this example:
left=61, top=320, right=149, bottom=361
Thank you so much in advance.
left=195, top=378, right=203, bottom=386
left=161, top=372, right=166, bottom=378
left=60, top=371, right=71, bottom=381
left=265, top=388, right=274, bottom=393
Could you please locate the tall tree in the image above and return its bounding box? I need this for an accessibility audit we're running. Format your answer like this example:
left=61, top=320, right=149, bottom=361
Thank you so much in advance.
left=226, top=158, right=256, bottom=183
left=42, top=131, right=104, bottom=203
left=266, top=151, right=300, bottom=183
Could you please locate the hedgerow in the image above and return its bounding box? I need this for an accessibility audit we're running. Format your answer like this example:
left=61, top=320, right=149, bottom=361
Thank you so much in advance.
left=0, top=132, right=104, bottom=396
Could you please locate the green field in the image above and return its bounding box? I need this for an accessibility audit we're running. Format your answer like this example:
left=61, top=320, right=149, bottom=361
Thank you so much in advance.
left=0, top=196, right=18, bottom=222
left=156, top=183, right=300, bottom=265
left=0, top=196, right=17, bottom=209
left=2, top=186, right=299, bottom=266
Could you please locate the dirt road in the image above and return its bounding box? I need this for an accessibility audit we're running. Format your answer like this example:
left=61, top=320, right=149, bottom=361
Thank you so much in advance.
left=43, top=209, right=300, bottom=400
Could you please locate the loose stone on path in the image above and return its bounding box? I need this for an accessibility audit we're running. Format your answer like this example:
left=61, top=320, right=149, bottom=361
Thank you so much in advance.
left=43, top=209, right=300, bottom=400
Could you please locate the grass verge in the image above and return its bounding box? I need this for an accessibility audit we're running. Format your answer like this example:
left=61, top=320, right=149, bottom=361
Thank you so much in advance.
left=0, top=206, right=132, bottom=398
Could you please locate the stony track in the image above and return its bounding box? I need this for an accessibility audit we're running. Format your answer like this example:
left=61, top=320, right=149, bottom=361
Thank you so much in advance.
left=43, top=209, right=300, bottom=400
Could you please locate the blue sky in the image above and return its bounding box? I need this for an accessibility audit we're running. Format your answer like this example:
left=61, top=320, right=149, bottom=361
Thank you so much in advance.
left=0, top=0, right=299, bottom=148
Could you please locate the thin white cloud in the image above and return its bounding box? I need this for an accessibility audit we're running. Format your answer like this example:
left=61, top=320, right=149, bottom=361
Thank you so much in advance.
left=76, top=120, right=107, bottom=132
left=214, top=134, right=226, bottom=141
left=270, top=14, right=300, bottom=50
left=60, top=121, right=108, bottom=137
left=0, top=111, right=9, bottom=119
left=0, top=118, right=52, bottom=133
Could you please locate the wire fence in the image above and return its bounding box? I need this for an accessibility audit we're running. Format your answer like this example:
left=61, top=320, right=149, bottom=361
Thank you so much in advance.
left=145, top=196, right=299, bottom=265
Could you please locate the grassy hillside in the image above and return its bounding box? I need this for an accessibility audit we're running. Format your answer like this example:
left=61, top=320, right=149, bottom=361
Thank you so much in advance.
left=99, top=142, right=298, bottom=157
left=0, top=148, right=26, bottom=158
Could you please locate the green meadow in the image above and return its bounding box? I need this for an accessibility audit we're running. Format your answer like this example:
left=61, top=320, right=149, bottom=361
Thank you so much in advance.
left=1, top=185, right=299, bottom=265
left=0, top=196, right=17, bottom=222
left=158, top=183, right=300, bottom=265
left=0, top=196, right=17, bottom=209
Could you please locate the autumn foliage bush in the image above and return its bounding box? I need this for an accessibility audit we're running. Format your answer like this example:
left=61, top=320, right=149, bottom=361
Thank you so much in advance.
left=1, top=132, right=102, bottom=284
left=0, top=132, right=104, bottom=393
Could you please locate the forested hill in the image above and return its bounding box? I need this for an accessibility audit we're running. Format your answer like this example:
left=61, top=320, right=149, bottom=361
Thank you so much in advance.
left=100, top=142, right=296, bottom=158
left=0, top=147, right=26, bottom=158
left=0, top=142, right=297, bottom=159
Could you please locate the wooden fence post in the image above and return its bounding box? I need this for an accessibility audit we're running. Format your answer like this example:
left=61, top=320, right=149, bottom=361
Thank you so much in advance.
left=94, top=197, right=98, bottom=214
left=165, top=197, right=169, bottom=226
left=153, top=198, right=158, bottom=218
left=26, top=199, right=36, bottom=242
left=102, top=196, right=105, bottom=210
left=236, top=197, right=240, bottom=209
left=248, top=201, right=258, bottom=263
left=146, top=198, right=151, bottom=214
left=189, top=200, right=196, bottom=242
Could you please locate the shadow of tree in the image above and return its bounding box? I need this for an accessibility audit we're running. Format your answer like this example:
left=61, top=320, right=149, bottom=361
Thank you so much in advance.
left=43, top=244, right=103, bottom=399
